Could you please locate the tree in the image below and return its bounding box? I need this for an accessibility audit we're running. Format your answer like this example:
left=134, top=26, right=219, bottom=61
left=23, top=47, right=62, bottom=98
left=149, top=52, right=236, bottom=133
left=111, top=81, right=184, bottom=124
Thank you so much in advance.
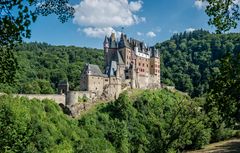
left=0, top=0, right=74, bottom=46
left=199, top=0, right=240, bottom=33
left=0, top=0, right=74, bottom=83
left=205, top=53, right=240, bottom=127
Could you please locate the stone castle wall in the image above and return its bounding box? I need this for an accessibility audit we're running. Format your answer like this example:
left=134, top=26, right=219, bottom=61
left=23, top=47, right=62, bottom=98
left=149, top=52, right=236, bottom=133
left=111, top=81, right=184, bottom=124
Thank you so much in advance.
left=14, top=94, right=66, bottom=104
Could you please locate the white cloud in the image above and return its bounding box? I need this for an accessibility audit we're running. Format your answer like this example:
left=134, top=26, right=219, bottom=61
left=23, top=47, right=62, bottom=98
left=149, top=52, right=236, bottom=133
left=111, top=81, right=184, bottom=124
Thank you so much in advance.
left=233, top=0, right=240, bottom=5
left=137, top=32, right=143, bottom=36
left=83, top=27, right=121, bottom=38
left=186, top=28, right=196, bottom=32
left=194, top=0, right=208, bottom=9
left=73, top=0, right=145, bottom=27
left=129, top=1, right=143, bottom=12
left=146, top=31, right=156, bottom=38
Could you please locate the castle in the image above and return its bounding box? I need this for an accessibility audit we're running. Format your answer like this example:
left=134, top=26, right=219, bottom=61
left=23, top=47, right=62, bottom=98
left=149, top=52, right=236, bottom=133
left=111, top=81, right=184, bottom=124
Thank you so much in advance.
left=80, top=33, right=161, bottom=99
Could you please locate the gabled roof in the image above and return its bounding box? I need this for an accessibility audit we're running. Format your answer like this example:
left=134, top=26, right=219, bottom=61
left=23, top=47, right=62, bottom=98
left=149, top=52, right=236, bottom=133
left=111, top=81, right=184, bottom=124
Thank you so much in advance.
left=85, top=64, right=107, bottom=77
left=111, top=51, right=124, bottom=65
left=107, top=61, right=117, bottom=77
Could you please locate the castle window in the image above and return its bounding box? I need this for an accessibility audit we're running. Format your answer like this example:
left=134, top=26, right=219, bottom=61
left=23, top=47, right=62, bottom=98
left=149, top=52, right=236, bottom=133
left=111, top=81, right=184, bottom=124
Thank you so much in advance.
left=143, top=63, right=145, bottom=67
left=151, top=65, right=153, bottom=68
left=139, top=63, right=141, bottom=66
left=147, top=64, right=148, bottom=67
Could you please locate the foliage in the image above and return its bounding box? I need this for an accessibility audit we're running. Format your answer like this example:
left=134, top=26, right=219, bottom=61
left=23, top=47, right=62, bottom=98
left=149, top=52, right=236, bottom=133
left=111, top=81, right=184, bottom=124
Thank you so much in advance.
left=0, top=0, right=74, bottom=84
left=1, top=89, right=239, bottom=152
left=0, top=47, right=18, bottom=83
left=0, top=95, right=115, bottom=153
left=79, top=90, right=211, bottom=152
left=201, top=0, right=240, bottom=33
left=158, top=29, right=240, bottom=97
left=204, top=53, right=240, bottom=130
left=0, top=0, right=74, bottom=46
left=0, top=42, right=104, bottom=93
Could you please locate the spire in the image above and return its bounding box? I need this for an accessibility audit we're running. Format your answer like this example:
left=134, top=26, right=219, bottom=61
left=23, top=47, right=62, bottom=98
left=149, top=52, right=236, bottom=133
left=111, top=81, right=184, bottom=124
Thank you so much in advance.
left=103, top=36, right=109, bottom=48
left=110, top=33, right=116, bottom=42
left=118, top=32, right=130, bottom=48
left=109, top=33, right=117, bottom=48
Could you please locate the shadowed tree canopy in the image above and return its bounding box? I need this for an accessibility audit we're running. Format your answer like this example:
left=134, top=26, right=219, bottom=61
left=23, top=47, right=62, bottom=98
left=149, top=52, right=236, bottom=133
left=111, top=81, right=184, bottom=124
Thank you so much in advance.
left=0, top=0, right=74, bottom=83
left=0, top=0, right=74, bottom=46
left=200, top=0, right=240, bottom=33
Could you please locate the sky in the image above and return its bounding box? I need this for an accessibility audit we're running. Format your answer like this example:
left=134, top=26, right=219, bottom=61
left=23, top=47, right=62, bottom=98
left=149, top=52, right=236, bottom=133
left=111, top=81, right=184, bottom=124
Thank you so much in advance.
left=27, top=0, right=240, bottom=49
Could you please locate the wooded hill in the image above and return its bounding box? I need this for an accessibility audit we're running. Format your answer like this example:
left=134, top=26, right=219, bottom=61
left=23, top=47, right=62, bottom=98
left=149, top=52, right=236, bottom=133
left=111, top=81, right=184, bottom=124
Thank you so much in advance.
left=0, top=43, right=104, bottom=93
left=158, top=29, right=240, bottom=97
left=1, top=30, right=240, bottom=97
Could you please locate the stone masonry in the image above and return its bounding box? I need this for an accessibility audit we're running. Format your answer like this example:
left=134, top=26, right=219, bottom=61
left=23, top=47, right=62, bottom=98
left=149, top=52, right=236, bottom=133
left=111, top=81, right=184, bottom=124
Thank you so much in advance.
left=80, top=33, right=161, bottom=100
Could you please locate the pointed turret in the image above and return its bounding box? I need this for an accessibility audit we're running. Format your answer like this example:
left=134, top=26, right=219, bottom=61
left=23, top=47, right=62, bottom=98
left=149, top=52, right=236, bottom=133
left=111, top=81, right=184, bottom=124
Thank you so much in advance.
left=109, top=33, right=117, bottom=48
left=118, top=33, right=130, bottom=48
left=104, top=36, right=109, bottom=67
left=103, top=36, right=109, bottom=48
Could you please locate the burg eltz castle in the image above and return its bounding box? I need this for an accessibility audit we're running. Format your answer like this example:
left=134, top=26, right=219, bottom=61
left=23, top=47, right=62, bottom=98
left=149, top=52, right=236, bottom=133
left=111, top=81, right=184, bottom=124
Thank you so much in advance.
left=79, top=33, right=161, bottom=99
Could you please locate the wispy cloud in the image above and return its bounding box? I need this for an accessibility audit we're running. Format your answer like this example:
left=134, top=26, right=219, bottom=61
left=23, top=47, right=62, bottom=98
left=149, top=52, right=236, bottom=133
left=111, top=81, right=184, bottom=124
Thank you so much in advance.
left=194, top=0, right=208, bottom=9
left=137, top=32, right=143, bottom=36
left=186, top=27, right=195, bottom=32
left=146, top=31, right=156, bottom=38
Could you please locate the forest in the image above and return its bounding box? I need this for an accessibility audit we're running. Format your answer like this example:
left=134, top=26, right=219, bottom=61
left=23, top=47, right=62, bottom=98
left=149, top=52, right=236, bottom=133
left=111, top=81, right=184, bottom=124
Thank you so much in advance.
left=2, top=89, right=239, bottom=153
left=0, top=42, right=104, bottom=93
left=158, top=29, right=240, bottom=97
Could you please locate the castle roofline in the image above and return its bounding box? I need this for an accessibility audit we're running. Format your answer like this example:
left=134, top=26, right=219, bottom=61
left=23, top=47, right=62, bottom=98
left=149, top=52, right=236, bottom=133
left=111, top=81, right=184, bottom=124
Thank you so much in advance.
left=85, top=64, right=107, bottom=77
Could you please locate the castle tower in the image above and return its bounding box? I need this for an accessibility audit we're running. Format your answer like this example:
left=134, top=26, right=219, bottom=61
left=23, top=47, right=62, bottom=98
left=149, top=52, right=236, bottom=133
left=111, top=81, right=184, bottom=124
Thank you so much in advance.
left=103, top=36, right=109, bottom=67
left=149, top=47, right=161, bottom=87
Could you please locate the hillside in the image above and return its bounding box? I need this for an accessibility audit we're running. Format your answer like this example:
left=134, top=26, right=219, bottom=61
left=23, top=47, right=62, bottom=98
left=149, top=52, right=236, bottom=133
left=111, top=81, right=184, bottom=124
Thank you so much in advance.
left=0, top=42, right=104, bottom=93
left=158, top=29, right=240, bottom=97
left=0, top=89, right=211, bottom=153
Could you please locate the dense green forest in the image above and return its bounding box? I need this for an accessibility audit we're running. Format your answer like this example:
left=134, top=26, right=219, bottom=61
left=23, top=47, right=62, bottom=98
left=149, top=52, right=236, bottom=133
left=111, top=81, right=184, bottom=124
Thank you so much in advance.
left=2, top=89, right=239, bottom=153
left=1, top=30, right=240, bottom=98
left=0, top=42, right=104, bottom=93
left=158, top=30, right=240, bottom=97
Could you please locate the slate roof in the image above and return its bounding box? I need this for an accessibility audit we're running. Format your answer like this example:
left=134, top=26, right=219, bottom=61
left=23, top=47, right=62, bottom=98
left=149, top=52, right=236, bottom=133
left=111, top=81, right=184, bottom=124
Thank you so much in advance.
left=111, top=51, right=124, bottom=65
left=107, top=61, right=117, bottom=77
left=118, top=33, right=130, bottom=48
left=85, top=64, right=107, bottom=77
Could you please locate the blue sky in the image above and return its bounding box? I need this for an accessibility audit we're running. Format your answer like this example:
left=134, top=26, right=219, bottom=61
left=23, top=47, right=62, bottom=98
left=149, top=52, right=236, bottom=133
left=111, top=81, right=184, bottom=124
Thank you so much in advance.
left=27, top=0, right=239, bottom=49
